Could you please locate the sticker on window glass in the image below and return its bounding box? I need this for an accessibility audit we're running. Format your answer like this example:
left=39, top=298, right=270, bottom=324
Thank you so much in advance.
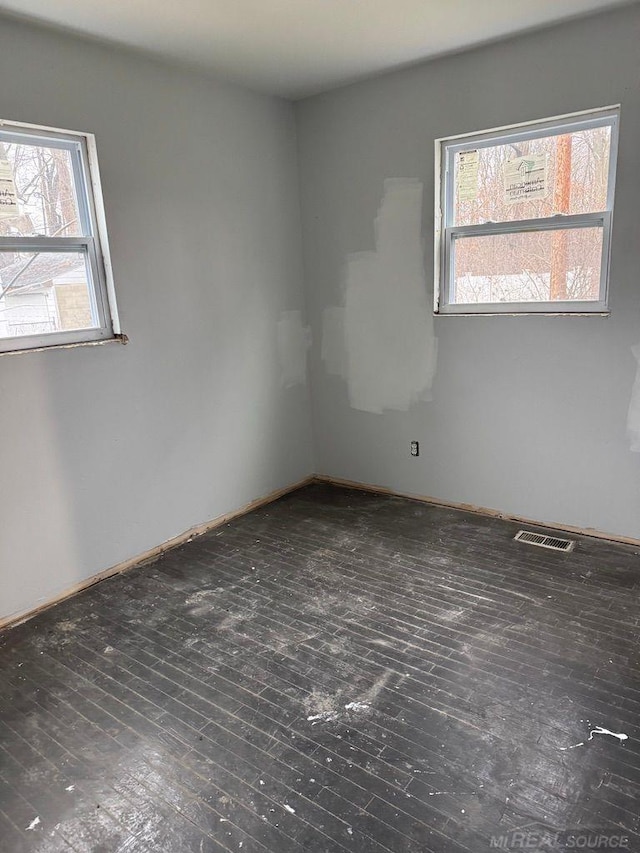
left=503, top=154, right=548, bottom=204
left=457, top=150, right=479, bottom=201
left=0, top=158, right=18, bottom=217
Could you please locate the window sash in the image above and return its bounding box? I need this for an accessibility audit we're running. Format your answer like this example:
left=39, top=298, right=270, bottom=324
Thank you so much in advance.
left=442, top=109, right=619, bottom=230
left=441, top=213, right=610, bottom=315
left=0, top=130, right=94, bottom=240
left=0, top=239, right=111, bottom=353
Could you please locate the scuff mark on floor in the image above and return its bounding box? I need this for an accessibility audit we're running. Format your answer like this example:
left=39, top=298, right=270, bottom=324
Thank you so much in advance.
left=428, top=785, right=484, bottom=796
left=307, top=711, right=338, bottom=724
left=304, top=689, right=341, bottom=720
left=344, top=701, right=370, bottom=712
left=55, top=620, right=78, bottom=633
left=185, top=588, right=225, bottom=616
left=303, top=670, right=392, bottom=724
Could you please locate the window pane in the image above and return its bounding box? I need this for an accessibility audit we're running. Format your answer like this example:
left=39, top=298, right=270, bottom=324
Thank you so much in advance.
left=0, top=251, right=97, bottom=339
left=451, top=227, right=604, bottom=305
left=0, top=139, right=85, bottom=238
left=453, top=125, right=612, bottom=227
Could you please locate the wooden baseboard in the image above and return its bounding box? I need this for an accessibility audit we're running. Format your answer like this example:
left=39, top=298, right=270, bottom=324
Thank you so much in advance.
left=0, top=475, right=313, bottom=632
left=5, top=471, right=636, bottom=632
left=314, top=474, right=640, bottom=549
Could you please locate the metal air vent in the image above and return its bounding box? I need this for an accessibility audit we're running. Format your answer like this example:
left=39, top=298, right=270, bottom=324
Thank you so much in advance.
left=514, top=530, right=575, bottom=552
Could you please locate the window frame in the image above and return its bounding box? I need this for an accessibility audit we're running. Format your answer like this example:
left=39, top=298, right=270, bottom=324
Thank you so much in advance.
left=0, top=119, right=120, bottom=353
left=434, top=106, right=620, bottom=316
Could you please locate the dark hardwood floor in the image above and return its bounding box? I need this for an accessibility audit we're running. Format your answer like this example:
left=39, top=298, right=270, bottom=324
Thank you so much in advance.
left=1, top=483, right=639, bottom=852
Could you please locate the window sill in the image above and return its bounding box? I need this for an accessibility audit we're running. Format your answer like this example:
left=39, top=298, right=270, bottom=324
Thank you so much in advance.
left=434, top=309, right=610, bottom=318
left=433, top=308, right=611, bottom=317
left=0, top=332, right=128, bottom=358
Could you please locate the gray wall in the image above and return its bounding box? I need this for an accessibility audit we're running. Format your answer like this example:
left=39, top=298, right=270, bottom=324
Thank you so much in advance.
left=0, top=18, right=313, bottom=622
left=3, top=6, right=639, bottom=624
left=296, top=5, right=640, bottom=540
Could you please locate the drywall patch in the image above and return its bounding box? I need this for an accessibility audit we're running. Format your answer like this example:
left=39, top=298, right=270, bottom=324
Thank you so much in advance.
left=627, top=343, right=640, bottom=451
left=322, top=178, right=437, bottom=413
left=277, top=309, right=311, bottom=388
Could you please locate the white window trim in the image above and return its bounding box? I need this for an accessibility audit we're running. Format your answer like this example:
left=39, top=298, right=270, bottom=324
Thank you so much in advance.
left=0, top=118, right=121, bottom=353
left=434, top=105, right=620, bottom=316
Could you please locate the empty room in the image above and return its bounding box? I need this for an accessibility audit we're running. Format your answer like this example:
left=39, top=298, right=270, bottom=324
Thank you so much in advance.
left=1, top=1, right=639, bottom=851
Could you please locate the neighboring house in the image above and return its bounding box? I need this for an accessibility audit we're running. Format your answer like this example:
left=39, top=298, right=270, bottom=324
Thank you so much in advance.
left=0, top=253, right=92, bottom=338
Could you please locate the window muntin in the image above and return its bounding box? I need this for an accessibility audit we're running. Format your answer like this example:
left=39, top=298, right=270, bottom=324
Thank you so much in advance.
left=437, top=107, right=619, bottom=314
left=0, top=122, right=118, bottom=352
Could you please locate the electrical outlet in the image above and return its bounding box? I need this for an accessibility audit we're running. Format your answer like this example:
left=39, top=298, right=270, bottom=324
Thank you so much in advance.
left=410, top=440, right=419, bottom=457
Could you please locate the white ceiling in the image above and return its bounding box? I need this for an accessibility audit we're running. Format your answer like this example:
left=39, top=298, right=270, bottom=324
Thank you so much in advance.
left=0, top=0, right=634, bottom=99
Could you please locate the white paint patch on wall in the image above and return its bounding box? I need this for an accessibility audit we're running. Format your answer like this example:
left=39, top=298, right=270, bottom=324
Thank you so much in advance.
left=627, top=343, right=640, bottom=451
left=321, top=178, right=437, bottom=414
left=277, top=309, right=311, bottom=388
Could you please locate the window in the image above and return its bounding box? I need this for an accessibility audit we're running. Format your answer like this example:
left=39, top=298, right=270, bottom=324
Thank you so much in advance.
left=0, top=120, right=119, bottom=352
left=435, top=107, right=619, bottom=314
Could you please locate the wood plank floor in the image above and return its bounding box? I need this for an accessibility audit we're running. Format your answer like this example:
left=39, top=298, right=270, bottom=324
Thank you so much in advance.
left=1, top=483, right=639, bottom=852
